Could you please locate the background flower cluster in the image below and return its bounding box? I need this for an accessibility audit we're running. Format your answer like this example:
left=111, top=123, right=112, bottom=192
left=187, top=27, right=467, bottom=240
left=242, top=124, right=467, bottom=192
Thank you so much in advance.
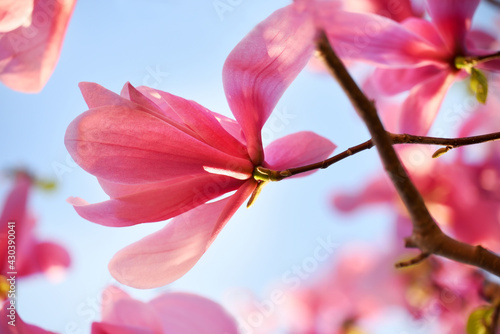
left=2, top=0, right=500, bottom=333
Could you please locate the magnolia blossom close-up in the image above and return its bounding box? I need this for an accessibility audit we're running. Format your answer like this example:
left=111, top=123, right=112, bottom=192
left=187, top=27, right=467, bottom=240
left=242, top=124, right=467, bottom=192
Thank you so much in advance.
left=64, top=5, right=336, bottom=289
left=3, top=0, right=500, bottom=333
left=340, top=0, right=500, bottom=134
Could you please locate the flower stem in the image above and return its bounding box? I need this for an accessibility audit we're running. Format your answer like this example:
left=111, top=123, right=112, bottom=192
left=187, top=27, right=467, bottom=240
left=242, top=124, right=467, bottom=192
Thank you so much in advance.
left=486, top=0, right=500, bottom=8
left=456, top=51, right=500, bottom=70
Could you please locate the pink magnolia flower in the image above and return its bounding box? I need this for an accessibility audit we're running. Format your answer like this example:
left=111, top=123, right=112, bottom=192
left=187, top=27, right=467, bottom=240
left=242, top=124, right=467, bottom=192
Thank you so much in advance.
left=387, top=242, right=484, bottom=333
left=305, top=0, right=423, bottom=73
left=424, top=259, right=483, bottom=333
left=268, top=242, right=483, bottom=333
left=335, top=81, right=500, bottom=251
left=0, top=300, right=56, bottom=333
left=0, top=0, right=77, bottom=92
left=333, top=144, right=500, bottom=251
left=0, top=172, right=70, bottom=288
left=91, top=286, right=239, bottom=334
left=319, top=0, right=500, bottom=134
left=272, top=245, right=406, bottom=333
left=65, top=5, right=336, bottom=289
left=342, top=0, right=422, bottom=22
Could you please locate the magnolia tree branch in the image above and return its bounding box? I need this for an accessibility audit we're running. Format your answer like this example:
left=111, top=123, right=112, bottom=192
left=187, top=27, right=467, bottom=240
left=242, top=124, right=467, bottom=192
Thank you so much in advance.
left=482, top=280, right=500, bottom=333
left=491, top=305, right=500, bottom=334
left=315, top=31, right=500, bottom=277
left=394, top=252, right=430, bottom=268
left=486, top=0, right=500, bottom=8
left=457, top=50, right=500, bottom=69
left=255, top=131, right=500, bottom=181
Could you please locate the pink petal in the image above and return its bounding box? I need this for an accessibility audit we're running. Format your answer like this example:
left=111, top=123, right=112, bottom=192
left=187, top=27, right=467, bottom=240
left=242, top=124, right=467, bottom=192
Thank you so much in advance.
left=399, top=71, right=457, bottom=134
left=108, top=180, right=256, bottom=288
left=64, top=105, right=253, bottom=184
left=369, top=65, right=443, bottom=96
left=264, top=131, right=336, bottom=174
left=121, top=83, right=182, bottom=123
left=362, top=77, right=402, bottom=132
left=478, top=60, right=500, bottom=72
left=91, top=322, right=155, bottom=334
left=96, top=176, right=239, bottom=199
left=149, top=292, right=239, bottom=334
left=425, top=0, right=479, bottom=53
left=321, top=9, right=446, bottom=67
left=14, top=238, right=71, bottom=279
left=402, top=17, right=447, bottom=50
left=80, top=82, right=202, bottom=142
left=465, top=30, right=500, bottom=55
left=0, top=0, right=76, bottom=92
left=33, top=241, right=71, bottom=275
left=132, top=84, right=249, bottom=160
left=333, top=176, right=395, bottom=212
left=342, top=0, right=417, bottom=22
left=0, top=174, right=29, bottom=227
left=100, top=285, right=131, bottom=318
left=457, top=104, right=489, bottom=138
left=0, top=174, right=30, bottom=272
left=100, top=299, right=162, bottom=333
left=223, top=5, right=315, bottom=164
left=120, top=83, right=167, bottom=115
left=209, top=111, right=246, bottom=146
left=117, top=82, right=219, bottom=147
left=68, top=174, right=244, bottom=227
left=0, top=0, right=33, bottom=32
left=6, top=217, right=40, bottom=280
left=96, top=178, right=164, bottom=198
left=124, top=82, right=248, bottom=149
left=79, top=82, right=142, bottom=110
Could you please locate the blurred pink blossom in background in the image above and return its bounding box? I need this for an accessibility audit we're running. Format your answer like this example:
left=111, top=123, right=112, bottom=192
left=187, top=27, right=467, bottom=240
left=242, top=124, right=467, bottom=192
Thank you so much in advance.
left=350, top=0, right=500, bottom=134
left=0, top=172, right=70, bottom=290
left=0, top=0, right=76, bottom=92
left=91, top=286, right=239, bottom=334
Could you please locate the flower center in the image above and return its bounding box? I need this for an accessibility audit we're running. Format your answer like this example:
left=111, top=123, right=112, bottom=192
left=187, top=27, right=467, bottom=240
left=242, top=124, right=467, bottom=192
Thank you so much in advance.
left=0, top=275, right=11, bottom=301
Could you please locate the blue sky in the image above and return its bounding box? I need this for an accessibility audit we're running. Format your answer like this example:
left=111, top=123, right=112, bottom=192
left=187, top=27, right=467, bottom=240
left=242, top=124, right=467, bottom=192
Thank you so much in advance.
left=3, top=1, right=497, bottom=333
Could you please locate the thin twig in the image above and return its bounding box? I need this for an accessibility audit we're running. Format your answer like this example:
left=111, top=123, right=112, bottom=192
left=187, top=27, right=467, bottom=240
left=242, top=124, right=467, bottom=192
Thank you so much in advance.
left=458, top=50, right=500, bottom=68
left=256, top=131, right=500, bottom=181
left=490, top=304, right=500, bottom=334
left=316, top=31, right=500, bottom=277
left=392, top=132, right=500, bottom=148
left=395, top=253, right=431, bottom=269
left=482, top=280, right=500, bottom=304
left=482, top=280, right=500, bottom=333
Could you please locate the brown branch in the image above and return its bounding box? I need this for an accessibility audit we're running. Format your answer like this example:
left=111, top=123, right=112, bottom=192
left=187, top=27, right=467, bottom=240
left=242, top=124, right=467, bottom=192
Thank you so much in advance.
left=392, top=132, right=500, bottom=148
left=457, top=50, right=500, bottom=68
left=491, top=304, right=500, bottom=334
left=254, top=139, right=374, bottom=182
left=482, top=280, right=500, bottom=333
left=255, top=131, right=500, bottom=182
left=486, top=0, right=500, bottom=8
left=395, top=252, right=430, bottom=268
left=483, top=280, right=500, bottom=304
left=316, top=31, right=500, bottom=277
